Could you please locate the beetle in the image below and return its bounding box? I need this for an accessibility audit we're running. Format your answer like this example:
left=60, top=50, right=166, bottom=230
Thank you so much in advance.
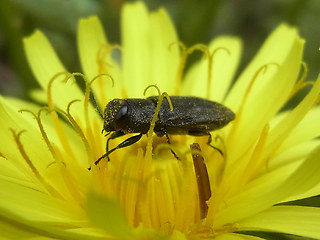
left=95, top=96, right=235, bottom=165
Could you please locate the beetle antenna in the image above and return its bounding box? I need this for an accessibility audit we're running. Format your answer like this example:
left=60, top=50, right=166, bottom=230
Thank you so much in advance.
left=89, top=73, right=114, bottom=119
left=90, top=91, right=104, bottom=119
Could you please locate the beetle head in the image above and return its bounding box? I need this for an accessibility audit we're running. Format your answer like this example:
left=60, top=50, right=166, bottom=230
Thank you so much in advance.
left=103, top=99, right=128, bottom=132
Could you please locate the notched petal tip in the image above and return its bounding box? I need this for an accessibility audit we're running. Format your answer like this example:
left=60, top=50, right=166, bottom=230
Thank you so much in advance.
left=23, top=29, right=67, bottom=91
left=79, top=15, right=100, bottom=25
left=23, top=29, right=44, bottom=42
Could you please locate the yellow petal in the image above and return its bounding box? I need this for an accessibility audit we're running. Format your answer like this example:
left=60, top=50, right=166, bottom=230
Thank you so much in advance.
left=0, top=178, right=84, bottom=223
left=29, top=89, right=46, bottom=103
left=122, top=2, right=151, bottom=97
left=272, top=106, right=320, bottom=153
left=288, top=175, right=320, bottom=202
left=269, top=140, right=320, bottom=170
left=0, top=96, right=91, bottom=203
left=77, top=16, right=122, bottom=104
left=23, top=31, right=88, bottom=125
left=148, top=9, right=180, bottom=94
left=226, top=24, right=304, bottom=163
left=6, top=96, right=86, bottom=155
left=122, top=2, right=179, bottom=97
left=0, top=220, right=45, bottom=239
left=0, top=96, right=53, bottom=173
left=0, top=207, right=97, bottom=239
left=78, top=16, right=109, bottom=79
left=238, top=206, right=320, bottom=239
left=0, top=96, right=86, bottom=167
left=215, top=144, right=320, bottom=226
left=266, top=73, right=320, bottom=157
left=226, top=24, right=301, bottom=111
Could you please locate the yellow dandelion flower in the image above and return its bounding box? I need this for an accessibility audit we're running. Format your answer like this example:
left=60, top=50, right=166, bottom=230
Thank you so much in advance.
left=1, top=2, right=320, bottom=240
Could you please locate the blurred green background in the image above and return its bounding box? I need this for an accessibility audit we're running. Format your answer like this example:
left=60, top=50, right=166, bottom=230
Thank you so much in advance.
left=0, top=0, right=319, bottom=100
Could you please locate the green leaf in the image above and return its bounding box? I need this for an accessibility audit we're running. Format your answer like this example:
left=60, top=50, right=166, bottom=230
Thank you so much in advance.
left=86, top=192, right=135, bottom=239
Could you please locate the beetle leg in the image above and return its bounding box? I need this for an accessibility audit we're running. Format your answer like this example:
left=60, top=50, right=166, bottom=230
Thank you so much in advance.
left=95, top=131, right=125, bottom=165
left=106, top=131, right=126, bottom=161
left=188, top=131, right=223, bottom=157
left=205, top=132, right=224, bottom=157
left=95, top=133, right=143, bottom=165
left=163, top=131, right=180, bottom=160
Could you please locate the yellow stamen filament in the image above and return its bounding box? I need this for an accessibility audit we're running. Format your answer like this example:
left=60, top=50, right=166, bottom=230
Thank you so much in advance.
left=205, top=47, right=230, bottom=99
left=10, top=129, right=62, bottom=199
left=65, top=73, right=91, bottom=122
left=97, top=44, right=123, bottom=101
left=97, top=44, right=120, bottom=70
left=64, top=73, right=112, bottom=163
left=264, top=74, right=320, bottom=161
left=89, top=73, right=115, bottom=113
left=19, top=108, right=83, bottom=203
left=19, top=109, right=62, bottom=162
left=175, top=158, right=198, bottom=231
left=47, top=72, right=77, bottom=159
left=206, top=64, right=279, bottom=227
left=169, top=42, right=187, bottom=95
left=170, top=42, right=229, bottom=96
left=288, top=62, right=314, bottom=100
left=227, top=63, right=278, bottom=147
left=187, top=44, right=231, bottom=99
left=241, top=123, right=270, bottom=185
left=143, top=85, right=173, bottom=162
left=66, top=100, right=93, bottom=162
left=46, top=99, right=93, bottom=169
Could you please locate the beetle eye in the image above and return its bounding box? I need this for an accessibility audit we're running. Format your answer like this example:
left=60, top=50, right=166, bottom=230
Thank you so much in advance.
left=115, top=105, right=128, bottom=121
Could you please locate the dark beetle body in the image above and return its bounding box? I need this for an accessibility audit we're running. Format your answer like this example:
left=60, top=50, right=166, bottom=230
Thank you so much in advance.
left=95, top=96, right=235, bottom=165
left=103, top=96, right=235, bottom=136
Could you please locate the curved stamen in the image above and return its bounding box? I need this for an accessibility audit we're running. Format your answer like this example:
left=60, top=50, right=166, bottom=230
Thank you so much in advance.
left=65, top=73, right=113, bottom=162
left=186, top=44, right=231, bottom=99
left=97, top=44, right=122, bottom=99
left=205, top=47, right=231, bottom=99
left=230, top=63, right=279, bottom=136
left=288, top=62, right=314, bottom=100
left=143, top=85, right=173, bottom=163
left=143, top=85, right=173, bottom=111
left=66, top=100, right=93, bottom=160
left=143, top=84, right=160, bottom=97
left=50, top=100, right=93, bottom=164
left=19, top=108, right=61, bottom=162
left=169, top=42, right=211, bottom=95
left=10, top=128, right=62, bottom=199
left=241, top=123, right=270, bottom=185
left=89, top=73, right=114, bottom=118
left=97, top=44, right=122, bottom=71
left=46, top=72, right=76, bottom=159
left=169, top=42, right=188, bottom=95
